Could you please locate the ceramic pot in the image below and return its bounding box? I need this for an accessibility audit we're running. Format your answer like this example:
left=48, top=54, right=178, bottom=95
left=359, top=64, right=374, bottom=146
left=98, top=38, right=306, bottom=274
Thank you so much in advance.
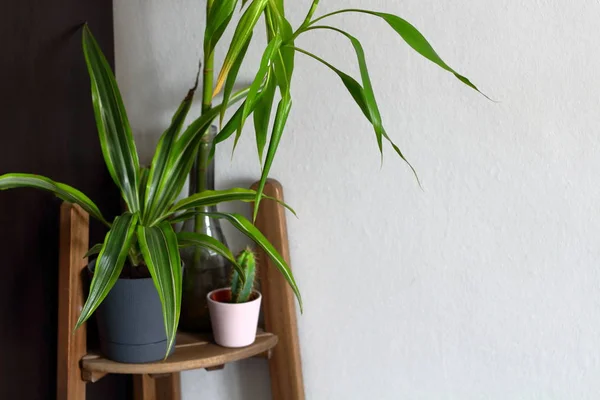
left=90, top=262, right=175, bottom=363
left=207, top=288, right=261, bottom=348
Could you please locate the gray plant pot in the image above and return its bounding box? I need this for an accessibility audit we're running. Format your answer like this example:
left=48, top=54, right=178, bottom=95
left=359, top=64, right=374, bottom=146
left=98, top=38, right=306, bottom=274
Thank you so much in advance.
left=90, top=263, right=175, bottom=363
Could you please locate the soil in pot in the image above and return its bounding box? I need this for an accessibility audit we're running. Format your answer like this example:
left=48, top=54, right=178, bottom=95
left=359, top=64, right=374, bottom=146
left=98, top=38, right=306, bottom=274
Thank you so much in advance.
left=89, top=262, right=175, bottom=363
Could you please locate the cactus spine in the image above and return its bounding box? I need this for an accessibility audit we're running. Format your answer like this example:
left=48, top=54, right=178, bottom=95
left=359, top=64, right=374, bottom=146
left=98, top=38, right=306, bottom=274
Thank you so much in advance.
left=231, top=247, right=257, bottom=303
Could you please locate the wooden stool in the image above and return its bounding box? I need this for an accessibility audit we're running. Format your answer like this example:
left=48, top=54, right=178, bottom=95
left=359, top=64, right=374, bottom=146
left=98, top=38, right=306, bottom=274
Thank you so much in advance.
left=56, top=180, right=304, bottom=400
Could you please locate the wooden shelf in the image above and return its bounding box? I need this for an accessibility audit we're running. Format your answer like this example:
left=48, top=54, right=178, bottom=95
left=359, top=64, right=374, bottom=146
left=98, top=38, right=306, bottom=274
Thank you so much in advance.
left=81, top=331, right=277, bottom=378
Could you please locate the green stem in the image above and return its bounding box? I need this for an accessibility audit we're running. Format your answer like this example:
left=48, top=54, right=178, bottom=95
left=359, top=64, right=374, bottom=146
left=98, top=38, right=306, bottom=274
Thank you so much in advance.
left=309, top=8, right=362, bottom=26
left=287, top=7, right=358, bottom=44
left=194, top=0, right=216, bottom=263
left=300, top=0, right=320, bottom=28
left=202, top=0, right=215, bottom=115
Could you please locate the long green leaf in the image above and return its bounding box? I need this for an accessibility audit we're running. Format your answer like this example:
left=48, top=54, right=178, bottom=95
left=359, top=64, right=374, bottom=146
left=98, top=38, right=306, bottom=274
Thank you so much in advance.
left=307, top=26, right=384, bottom=154
left=253, top=95, right=292, bottom=221
left=82, top=25, right=140, bottom=211
left=75, top=213, right=138, bottom=329
left=269, top=10, right=295, bottom=95
left=141, top=108, right=220, bottom=227
left=0, top=173, right=109, bottom=226
left=220, top=35, right=252, bottom=125
left=299, top=0, right=320, bottom=28
left=205, top=0, right=239, bottom=55
left=169, top=188, right=296, bottom=216
left=176, top=231, right=244, bottom=279
left=138, top=167, right=150, bottom=216
left=293, top=47, right=420, bottom=183
left=214, top=0, right=269, bottom=96
left=310, top=9, right=484, bottom=96
left=206, top=212, right=302, bottom=311
left=84, top=243, right=104, bottom=259
left=236, top=36, right=282, bottom=151
left=144, top=74, right=199, bottom=223
left=154, top=84, right=253, bottom=218
left=137, top=222, right=182, bottom=357
left=211, top=84, right=267, bottom=159
left=253, top=73, right=277, bottom=160
left=293, top=47, right=368, bottom=115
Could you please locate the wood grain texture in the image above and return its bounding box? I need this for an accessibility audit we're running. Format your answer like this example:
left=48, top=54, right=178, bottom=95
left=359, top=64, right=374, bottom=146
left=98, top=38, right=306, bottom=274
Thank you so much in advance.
left=81, top=370, right=108, bottom=384
left=155, top=373, right=181, bottom=400
left=133, top=375, right=156, bottom=400
left=57, top=203, right=89, bottom=400
left=82, top=331, right=277, bottom=375
left=251, top=179, right=305, bottom=400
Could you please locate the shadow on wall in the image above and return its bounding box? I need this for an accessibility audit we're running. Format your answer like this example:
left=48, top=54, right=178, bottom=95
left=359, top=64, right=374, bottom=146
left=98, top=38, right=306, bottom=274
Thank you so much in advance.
left=181, top=358, right=272, bottom=400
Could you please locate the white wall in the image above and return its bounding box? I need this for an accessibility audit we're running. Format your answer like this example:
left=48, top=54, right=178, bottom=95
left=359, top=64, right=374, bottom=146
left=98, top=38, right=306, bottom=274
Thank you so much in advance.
left=114, top=1, right=600, bottom=398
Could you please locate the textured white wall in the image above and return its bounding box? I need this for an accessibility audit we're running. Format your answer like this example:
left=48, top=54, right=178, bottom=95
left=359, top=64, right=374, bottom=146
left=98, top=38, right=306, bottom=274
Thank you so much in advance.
left=114, top=1, right=600, bottom=398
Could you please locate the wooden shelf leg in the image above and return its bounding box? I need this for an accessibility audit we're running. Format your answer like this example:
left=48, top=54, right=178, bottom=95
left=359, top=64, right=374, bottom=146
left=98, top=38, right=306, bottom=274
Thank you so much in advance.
left=57, top=203, right=89, bottom=400
left=133, top=375, right=156, bottom=400
left=155, top=373, right=181, bottom=400
left=251, top=179, right=306, bottom=400
left=134, top=373, right=181, bottom=400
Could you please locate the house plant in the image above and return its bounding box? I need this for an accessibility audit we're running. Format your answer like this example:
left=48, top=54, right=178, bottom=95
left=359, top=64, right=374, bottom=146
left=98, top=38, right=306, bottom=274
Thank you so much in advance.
left=0, top=26, right=299, bottom=362
left=207, top=248, right=262, bottom=348
left=0, top=0, right=483, bottom=360
left=182, top=0, right=485, bottom=323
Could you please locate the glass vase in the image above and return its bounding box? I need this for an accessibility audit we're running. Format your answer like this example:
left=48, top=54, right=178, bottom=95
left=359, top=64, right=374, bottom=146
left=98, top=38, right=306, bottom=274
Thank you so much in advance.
left=179, top=126, right=231, bottom=332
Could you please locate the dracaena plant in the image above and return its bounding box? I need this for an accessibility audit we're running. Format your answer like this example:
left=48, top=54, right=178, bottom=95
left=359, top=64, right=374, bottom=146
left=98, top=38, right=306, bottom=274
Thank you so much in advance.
left=0, top=26, right=301, bottom=357
left=197, top=0, right=485, bottom=223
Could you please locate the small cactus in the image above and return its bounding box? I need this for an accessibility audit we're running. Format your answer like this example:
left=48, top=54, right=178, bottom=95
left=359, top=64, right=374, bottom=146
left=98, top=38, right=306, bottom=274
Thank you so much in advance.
left=231, top=247, right=257, bottom=303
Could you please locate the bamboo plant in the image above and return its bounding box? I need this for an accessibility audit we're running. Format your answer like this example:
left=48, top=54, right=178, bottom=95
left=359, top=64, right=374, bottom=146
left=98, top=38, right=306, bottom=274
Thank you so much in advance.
left=0, top=26, right=299, bottom=357
left=0, top=1, right=483, bottom=358
left=197, top=0, right=484, bottom=223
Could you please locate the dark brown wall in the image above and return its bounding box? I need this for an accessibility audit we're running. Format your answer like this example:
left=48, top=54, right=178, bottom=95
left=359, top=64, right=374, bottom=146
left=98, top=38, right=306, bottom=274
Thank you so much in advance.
left=0, top=1, right=129, bottom=398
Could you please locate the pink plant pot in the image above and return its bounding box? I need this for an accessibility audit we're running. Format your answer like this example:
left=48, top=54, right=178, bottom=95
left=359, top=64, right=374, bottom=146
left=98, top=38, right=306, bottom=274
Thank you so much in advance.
left=207, top=288, right=262, bottom=348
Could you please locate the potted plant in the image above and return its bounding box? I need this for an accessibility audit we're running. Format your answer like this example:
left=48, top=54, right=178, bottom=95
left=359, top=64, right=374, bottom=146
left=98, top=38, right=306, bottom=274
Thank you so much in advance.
left=1, top=1, right=484, bottom=360
left=207, top=248, right=261, bottom=348
left=181, top=0, right=485, bottom=324
left=192, top=0, right=484, bottom=208
left=0, top=26, right=299, bottom=363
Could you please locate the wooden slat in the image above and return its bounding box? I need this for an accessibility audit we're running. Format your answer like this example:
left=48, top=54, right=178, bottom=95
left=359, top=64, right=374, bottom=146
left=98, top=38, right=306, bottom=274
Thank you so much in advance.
left=133, top=375, right=156, bottom=400
left=81, top=370, right=108, bottom=383
left=155, top=373, right=181, bottom=400
left=81, top=331, right=277, bottom=375
left=57, top=203, right=89, bottom=400
left=251, top=179, right=305, bottom=400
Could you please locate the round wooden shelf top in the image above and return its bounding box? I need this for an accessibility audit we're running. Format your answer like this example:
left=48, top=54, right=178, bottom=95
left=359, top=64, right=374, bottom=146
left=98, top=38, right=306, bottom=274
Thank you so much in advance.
left=81, top=331, right=277, bottom=377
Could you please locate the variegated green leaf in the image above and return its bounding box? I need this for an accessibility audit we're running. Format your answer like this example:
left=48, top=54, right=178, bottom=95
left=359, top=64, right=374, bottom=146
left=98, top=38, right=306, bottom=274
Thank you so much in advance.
left=82, top=25, right=140, bottom=212
left=205, top=212, right=302, bottom=311
left=176, top=231, right=244, bottom=279
left=0, top=173, right=109, bottom=226
left=253, top=73, right=277, bottom=160
left=220, top=35, right=251, bottom=125
left=138, top=167, right=150, bottom=215
left=253, top=95, right=291, bottom=221
left=144, top=75, right=199, bottom=224
left=141, top=108, right=219, bottom=227
left=310, top=9, right=485, bottom=96
left=137, top=222, right=182, bottom=358
left=84, top=243, right=104, bottom=259
left=205, top=0, right=239, bottom=55
left=75, top=213, right=139, bottom=329
left=293, top=47, right=420, bottom=183
left=169, top=188, right=296, bottom=217
left=213, top=0, right=269, bottom=96
left=306, top=26, right=384, bottom=153
left=269, top=10, right=295, bottom=95
left=235, top=36, right=282, bottom=151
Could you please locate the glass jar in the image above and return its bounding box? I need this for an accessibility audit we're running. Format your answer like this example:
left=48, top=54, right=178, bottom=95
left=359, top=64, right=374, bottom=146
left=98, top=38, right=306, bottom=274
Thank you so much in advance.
left=179, top=126, right=231, bottom=332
